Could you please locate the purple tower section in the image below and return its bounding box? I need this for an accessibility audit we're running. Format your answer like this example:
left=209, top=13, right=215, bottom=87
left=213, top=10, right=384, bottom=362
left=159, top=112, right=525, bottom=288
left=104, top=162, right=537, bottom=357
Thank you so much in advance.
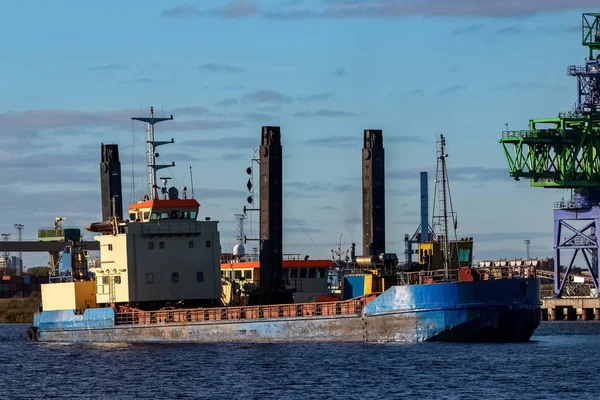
left=553, top=188, right=600, bottom=297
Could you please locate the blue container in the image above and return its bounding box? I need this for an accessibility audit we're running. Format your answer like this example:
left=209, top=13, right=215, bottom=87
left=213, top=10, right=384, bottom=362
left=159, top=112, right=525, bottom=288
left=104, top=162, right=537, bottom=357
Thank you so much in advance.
left=343, top=276, right=365, bottom=300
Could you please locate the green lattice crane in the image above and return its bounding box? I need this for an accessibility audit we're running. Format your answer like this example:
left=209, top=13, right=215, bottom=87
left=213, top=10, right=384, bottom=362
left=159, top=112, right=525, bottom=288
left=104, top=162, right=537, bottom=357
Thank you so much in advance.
left=499, top=13, right=600, bottom=298
left=500, top=13, right=600, bottom=188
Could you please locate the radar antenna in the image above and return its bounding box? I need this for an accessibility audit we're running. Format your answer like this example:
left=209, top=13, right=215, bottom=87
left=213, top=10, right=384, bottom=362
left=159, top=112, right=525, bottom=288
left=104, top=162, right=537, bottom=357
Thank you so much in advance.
left=131, top=106, right=175, bottom=200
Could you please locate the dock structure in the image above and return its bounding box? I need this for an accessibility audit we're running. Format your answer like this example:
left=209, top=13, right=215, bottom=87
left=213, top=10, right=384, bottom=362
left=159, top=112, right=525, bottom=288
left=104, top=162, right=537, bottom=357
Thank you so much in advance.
left=542, top=297, right=600, bottom=321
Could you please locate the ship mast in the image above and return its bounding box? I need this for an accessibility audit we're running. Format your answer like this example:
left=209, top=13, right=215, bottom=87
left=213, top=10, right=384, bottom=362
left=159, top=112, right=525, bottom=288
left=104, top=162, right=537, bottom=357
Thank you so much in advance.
left=432, top=134, right=459, bottom=280
left=131, top=106, right=175, bottom=200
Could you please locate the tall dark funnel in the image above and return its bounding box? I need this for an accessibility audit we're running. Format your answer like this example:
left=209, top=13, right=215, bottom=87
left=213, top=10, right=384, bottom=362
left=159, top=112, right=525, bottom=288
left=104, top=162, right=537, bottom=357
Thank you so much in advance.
left=259, top=126, right=283, bottom=293
left=100, top=143, right=123, bottom=221
left=362, top=129, right=385, bottom=256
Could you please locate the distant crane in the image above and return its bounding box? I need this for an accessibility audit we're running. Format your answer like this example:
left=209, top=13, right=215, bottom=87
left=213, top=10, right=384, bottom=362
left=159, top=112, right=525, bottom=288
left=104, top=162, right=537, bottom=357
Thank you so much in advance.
left=54, top=217, right=67, bottom=230
left=1, top=233, right=9, bottom=274
left=14, top=224, right=23, bottom=276
left=525, top=239, right=531, bottom=259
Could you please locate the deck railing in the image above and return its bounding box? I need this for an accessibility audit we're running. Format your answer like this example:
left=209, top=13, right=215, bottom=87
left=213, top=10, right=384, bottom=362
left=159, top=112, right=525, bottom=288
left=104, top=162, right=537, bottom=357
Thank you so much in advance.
left=115, top=298, right=364, bottom=326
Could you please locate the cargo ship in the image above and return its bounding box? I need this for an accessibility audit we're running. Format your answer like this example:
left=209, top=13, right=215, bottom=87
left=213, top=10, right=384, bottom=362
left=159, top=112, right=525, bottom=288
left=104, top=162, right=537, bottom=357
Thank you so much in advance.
left=25, top=108, right=541, bottom=343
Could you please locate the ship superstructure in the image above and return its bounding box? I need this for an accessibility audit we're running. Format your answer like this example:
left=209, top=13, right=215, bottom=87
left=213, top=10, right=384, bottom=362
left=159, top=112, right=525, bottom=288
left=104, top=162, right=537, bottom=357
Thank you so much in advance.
left=41, top=107, right=222, bottom=315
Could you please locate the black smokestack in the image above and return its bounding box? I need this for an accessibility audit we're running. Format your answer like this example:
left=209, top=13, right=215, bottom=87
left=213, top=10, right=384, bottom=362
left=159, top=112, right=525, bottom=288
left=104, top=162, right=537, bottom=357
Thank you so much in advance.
left=259, top=127, right=283, bottom=293
left=362, top=129, right=385, bottom=256
left=100, top=143, right=123, bottom=221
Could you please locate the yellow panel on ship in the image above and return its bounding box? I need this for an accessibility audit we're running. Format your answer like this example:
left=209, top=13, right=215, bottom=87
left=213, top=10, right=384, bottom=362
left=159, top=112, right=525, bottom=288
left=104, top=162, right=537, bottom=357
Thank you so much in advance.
left=41, top=281, right=98, bottom=311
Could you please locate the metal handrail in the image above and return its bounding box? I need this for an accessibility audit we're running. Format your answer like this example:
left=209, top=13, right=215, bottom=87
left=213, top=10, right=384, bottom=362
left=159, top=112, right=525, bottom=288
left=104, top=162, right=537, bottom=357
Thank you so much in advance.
left=114, top=298, right=364, bottom=326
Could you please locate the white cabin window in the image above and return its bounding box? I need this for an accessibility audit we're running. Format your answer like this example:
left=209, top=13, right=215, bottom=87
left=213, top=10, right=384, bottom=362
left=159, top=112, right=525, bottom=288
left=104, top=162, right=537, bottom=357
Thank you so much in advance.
left=113, top=276, right=121, bottom=284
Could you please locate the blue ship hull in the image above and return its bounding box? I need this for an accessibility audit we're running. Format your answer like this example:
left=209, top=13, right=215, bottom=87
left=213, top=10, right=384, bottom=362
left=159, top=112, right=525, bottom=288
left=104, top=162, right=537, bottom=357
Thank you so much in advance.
left=28, top=278, right=541, bottom=343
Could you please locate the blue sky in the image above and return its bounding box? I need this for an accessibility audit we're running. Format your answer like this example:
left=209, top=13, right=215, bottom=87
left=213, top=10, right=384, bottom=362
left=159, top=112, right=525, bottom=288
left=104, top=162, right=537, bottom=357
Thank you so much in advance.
left=0, top=0, right=595, bottom=267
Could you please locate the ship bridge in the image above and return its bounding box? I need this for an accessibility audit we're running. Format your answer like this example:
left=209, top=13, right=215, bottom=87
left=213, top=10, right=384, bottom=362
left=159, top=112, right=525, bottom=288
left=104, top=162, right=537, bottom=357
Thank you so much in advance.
left=127, top=198, right=200, bottom=223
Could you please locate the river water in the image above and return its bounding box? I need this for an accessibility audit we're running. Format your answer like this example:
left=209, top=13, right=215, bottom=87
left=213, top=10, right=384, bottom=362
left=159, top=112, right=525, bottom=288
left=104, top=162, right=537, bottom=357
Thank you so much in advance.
left=0, top=322, right=599, bottom=399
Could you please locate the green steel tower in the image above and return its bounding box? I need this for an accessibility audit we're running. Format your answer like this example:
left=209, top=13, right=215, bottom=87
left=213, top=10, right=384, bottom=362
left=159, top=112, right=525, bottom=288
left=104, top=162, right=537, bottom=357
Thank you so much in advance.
left=500, top=13, right=600, bottom=297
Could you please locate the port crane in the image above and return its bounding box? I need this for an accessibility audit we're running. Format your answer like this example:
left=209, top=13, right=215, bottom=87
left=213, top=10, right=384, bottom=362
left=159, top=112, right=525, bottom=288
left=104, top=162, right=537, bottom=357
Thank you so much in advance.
left=500, top=13, right=600, bottom=297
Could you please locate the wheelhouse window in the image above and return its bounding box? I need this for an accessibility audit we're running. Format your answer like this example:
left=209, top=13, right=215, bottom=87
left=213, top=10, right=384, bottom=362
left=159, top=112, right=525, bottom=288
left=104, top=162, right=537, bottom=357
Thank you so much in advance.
left=190, top=211, right=198, bottom=220
left=299, top=268, right=307, bottom=279
left=290, top=269, right=298, bottom=279
left=308, top=268, right=316, bottom=278
left=129, top=213, right=136, bottom=221
left=317, top=268, right=327, bottom=278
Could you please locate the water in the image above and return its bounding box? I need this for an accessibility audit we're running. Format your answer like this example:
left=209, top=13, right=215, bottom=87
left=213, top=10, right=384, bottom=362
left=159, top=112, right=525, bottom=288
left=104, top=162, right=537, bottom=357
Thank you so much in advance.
left=1, top=322, right=599, bottom=399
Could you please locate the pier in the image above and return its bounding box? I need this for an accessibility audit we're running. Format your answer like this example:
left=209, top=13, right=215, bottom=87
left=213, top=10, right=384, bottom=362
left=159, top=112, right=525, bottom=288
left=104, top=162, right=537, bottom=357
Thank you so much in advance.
left=541, top=297, right=600, bottom=321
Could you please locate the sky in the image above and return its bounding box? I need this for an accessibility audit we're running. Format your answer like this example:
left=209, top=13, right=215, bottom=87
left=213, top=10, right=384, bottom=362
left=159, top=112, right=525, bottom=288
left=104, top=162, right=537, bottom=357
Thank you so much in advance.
left=0, top=0, right=595, bottom=268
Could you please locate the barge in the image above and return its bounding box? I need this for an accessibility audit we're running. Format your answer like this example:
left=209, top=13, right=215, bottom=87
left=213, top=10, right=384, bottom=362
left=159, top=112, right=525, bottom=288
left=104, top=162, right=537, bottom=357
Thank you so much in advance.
left=25, top=108, right=541, bottom=343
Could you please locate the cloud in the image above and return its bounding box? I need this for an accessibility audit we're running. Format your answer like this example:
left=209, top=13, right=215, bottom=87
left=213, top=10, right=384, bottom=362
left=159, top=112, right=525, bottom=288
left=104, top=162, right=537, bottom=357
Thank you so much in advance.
left=88, top=64, right=128, bottom=71
left=407, top=89, right=425, bottom=96
left=215, top=98, right=238, bottom=106
left=195, top=188, right=248, bottom=199
left=294, top=109, right=355, bottom=118
left=243, top=112, right=276, bottom=122
left=285, top=181, right=356, bottom=198
left=437, top=85, right=465, bottom=97
left=472, top=231, right=553, bottom=243
left=168, top=0, right=259, bottom=19
left=304, top=134, right=425, bottom=147
left=161, top=3, right=201, bottom=18
left=0, top=107, right=248, bottom=141
left=167, top=120, right=245, bottom=131
left=119, top=78, right=168, bottom=84
left=332, top=67, right=347, bottom=77
left=199, top=63, right=244, bottom=74
left=218, top=0, right=259, bottom=18
left=242, top=90, right=292, bottom=104
left=180, top=136, right=256, bottom=150
left=389, top=166, right=510, bottom=182
left=497, top=24, right=580, bottom=36
left=451, top=24, right=484, bottom=35
left=489, top=82, right=543, bottom=92
left=0, top=109, right=133, bottom=134
left=169, top=106, right=211, bottom=116
left=298, top=92, right=337, bottom=103
left=262, top=0, right=597, bottom=19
